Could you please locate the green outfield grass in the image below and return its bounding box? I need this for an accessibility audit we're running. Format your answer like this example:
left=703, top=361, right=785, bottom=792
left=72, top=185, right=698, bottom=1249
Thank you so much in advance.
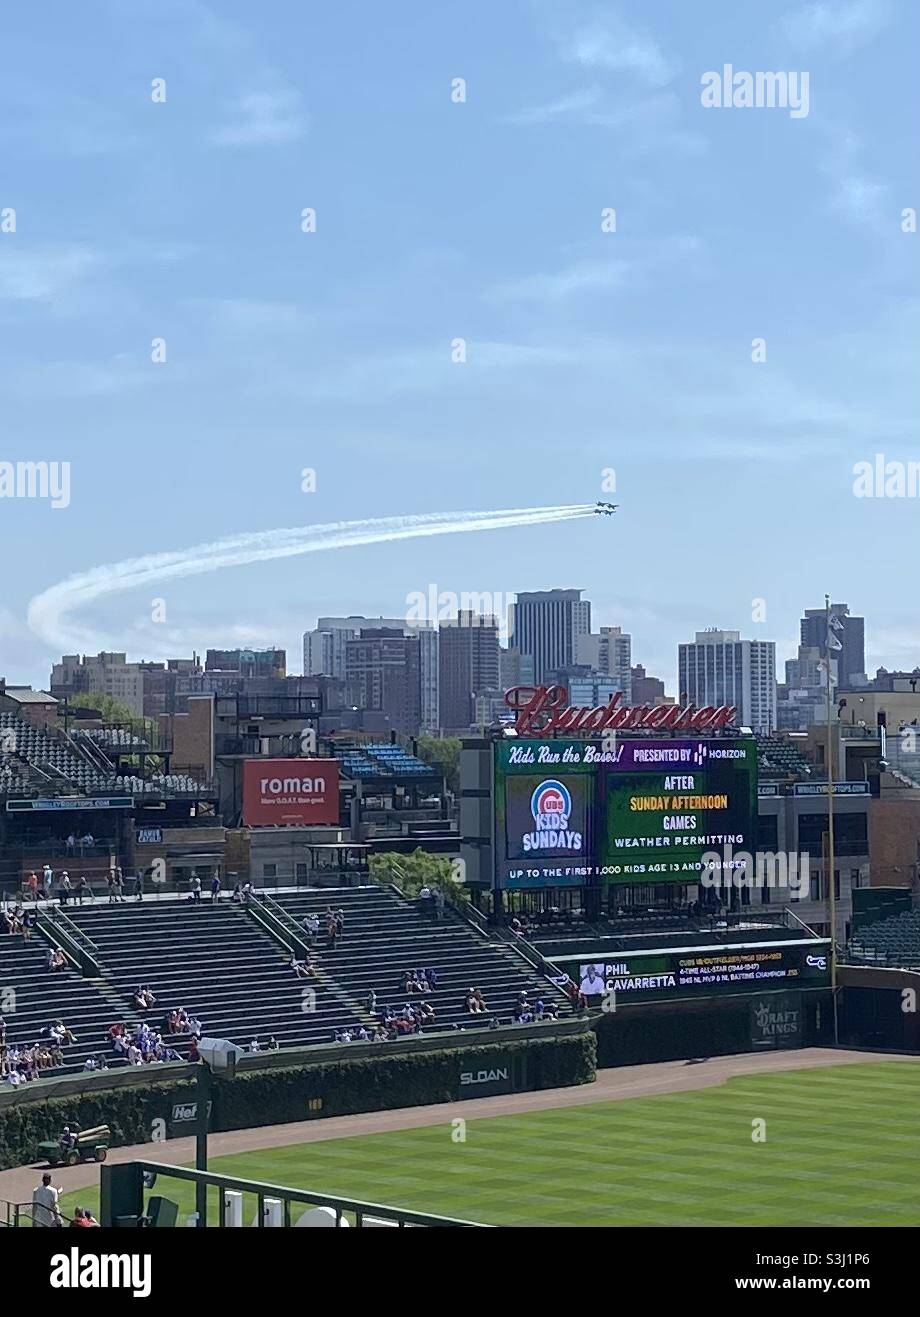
left=60, top=1061, right=920, bottom=1226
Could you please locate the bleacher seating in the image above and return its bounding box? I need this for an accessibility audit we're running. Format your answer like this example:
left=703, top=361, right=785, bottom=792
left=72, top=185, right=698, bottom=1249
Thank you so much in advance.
left=846, top=908, right=920, bottom=968
left=67, top=899, right=364, bottom=1050
left=756, top=734, right=812, bottom=780
left=1, top=887, right=572, bottom=1088
left=274, top=886, right=572, bottom=1028
left=337, top=744, right=433, bottom=779
left=0, top=710, right=204, bottom=797
left=0, top=933, right=127, bottom=1073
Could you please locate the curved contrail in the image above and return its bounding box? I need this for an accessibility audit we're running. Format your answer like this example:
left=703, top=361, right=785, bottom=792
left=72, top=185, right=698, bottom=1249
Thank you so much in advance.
left=27, top=504, right=596, bottom=648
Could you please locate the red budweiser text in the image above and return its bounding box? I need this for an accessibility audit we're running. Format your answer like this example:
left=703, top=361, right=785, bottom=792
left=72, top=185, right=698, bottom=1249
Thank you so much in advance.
left=504, top=686, right=737, bottom=736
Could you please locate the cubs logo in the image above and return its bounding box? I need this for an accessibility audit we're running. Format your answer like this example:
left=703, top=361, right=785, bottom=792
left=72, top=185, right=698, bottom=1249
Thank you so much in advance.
left=522, top=779, right=582, bottom=853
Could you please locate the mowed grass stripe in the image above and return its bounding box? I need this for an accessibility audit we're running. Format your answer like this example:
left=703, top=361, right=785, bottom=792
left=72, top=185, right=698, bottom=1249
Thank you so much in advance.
left=58, top=1061, right=919, bottom=1226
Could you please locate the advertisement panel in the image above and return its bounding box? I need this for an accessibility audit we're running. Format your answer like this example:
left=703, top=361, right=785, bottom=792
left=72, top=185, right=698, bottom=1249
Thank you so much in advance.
left=456, top=1052, right=515, bottom=1099
left=567, top=941, right=830, bottom=1002
left=494, top=737, right=757, bottom=887
left=749, top=992, right=804, bottom=1049
left=242, top=758, right=340, bottom=827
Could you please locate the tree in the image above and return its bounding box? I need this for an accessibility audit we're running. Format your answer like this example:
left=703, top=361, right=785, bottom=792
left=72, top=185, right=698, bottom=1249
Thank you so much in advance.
left=415, top=735, right=461, bottom=793
left=66, top=692, right=137, bottom=724
left=369, top=848, right=463, bottom=901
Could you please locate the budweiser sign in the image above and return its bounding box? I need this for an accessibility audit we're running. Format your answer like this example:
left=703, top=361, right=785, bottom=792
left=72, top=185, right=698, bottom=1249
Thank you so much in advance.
left=504, top=686, right=737, bottom=736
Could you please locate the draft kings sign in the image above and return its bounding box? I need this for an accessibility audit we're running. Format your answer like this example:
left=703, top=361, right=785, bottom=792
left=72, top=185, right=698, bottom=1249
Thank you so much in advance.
left=493, top=732, right=757, bottom=889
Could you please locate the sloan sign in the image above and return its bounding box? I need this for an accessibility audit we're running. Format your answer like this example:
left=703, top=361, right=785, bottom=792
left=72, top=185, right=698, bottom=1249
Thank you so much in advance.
left=242, top=758, right=340, bottom=827
left=504, top=686, right=737, bottom=737
left=456, top=1054, right=514, bottom=1098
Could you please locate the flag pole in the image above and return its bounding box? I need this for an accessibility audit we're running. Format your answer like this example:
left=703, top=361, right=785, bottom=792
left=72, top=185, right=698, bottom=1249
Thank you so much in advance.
left=825, top=594, right=839, bottom=1044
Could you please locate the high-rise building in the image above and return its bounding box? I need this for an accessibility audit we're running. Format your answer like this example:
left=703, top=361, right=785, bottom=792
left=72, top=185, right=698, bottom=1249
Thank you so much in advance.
left=678, top=629, right=776, bottom=733
left=508, top=589, right=591, bottom=684
left=344, top=628, right=422, bottom=735
left=549, top=665, right=620, bottom=708
left=576, top=626, right=632, bottom=701
left=631, top=664, right=667, bottom=705
left=500, top=647, right=535, bottom=691
left=438, top=612, right=501, bottom=731
left=800, top=604, right=866, bottom=688
left=304, top=616, right=437, bottom=731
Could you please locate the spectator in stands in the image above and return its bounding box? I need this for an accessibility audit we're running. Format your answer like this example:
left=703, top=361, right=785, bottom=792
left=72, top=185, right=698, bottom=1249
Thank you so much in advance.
left=75, top=875, right=88, bottom=904
left=187, top=1014, right=202, bottom=1035
left=210, top=874, right=221, bottom=902
left=290, top=956, right=310, bottom=978
left=190, top=876, right=202, bottom=903
left=418, top=885, right=433, bottom=918
left=22, top=909, right=36, bottom=941
left=126, top=1041, right=142, bottom=1065
left=3, top=903, right=23, bottom=935
left=27, top=871, right=39, bottom=902
left=372, top=1025, right=388, bottom=1042
left=49, top=948, right=66, bottom=972
left=81, top=831, right=94, bottom=853
left=472, top=987, right=488, bottom=1013
left=107, top=872, right=118, bottom=904
left=419, top=1001, right=436, bottom=1024
left=131, top=872, right=144, bottom=901
left=268, top=1036, right=279, bottom=1051
left=248, top=1039, right=261, bottom=1053
left=365, top=988, right=377, bottom=1013
left=32, top=1173, right=62, bottom=1228
left=112, top=868, right=125, bottom=902
left=65, top=833, right=77, bottom=855
left=58, top=872, right=71, bottom=905
left=465, top=988, right=485, bottom=1014
left=0, top=1015, right=5, bottom=1044
left=241, top=880, right=253, bottom=903
left=355, top=1025, right=369, bottom=1041
left=70, top=1207, right=100, bottom=1227
left=188, top=1035, right=201, bottom=1062
left=134, top=986, right=154, bottom=1011
left=426, top=967, right=438, bottom=989
left=49, top=1020, right=77, bottom=1046
left=302, top=913, right=320, bottom=945
left=42, top=864, right=53, bottom=899
left=231, top=882, right=242, bottom=903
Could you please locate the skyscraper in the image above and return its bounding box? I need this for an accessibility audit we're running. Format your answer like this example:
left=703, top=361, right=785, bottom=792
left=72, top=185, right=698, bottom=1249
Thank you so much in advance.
left=678, top=629, right=776, bottom=733
left=576, top=626, right=632, bottom=701
left=304, top=615, right=438, bottom=730
left=800, top=604, right=866, bottom=688
left=344, top=628, right=422, bottom=736
left=508, top=589, right=591, bottom=684
left=438, top=611, right=501, bottom=731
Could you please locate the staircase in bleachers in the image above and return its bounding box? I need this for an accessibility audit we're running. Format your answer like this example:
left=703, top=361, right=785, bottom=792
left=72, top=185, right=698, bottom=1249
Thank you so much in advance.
left=274, top=886, right=573, bottom=1028
left=0, top=934, right=130, bottom=1073
left=67, top=900, right=365, bottom=1051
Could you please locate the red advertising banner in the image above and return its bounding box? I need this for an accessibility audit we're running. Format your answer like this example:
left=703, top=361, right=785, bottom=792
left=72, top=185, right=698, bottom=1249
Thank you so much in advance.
left=242, top=758, right=340, bottom=827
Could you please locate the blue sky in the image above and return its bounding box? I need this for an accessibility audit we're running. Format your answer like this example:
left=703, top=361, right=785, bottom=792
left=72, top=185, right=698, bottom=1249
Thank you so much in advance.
left=0, top=0, right=917, bottom=689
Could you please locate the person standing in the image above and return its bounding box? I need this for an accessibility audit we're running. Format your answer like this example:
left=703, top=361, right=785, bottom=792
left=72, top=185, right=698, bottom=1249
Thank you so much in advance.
left=26, top=871, right=39, bottom=903
left=60, top=873, right=71, bottom=906
left=210, top=874, right=221, bottom=903
left=32, top=1173, right=62, bottom=1228
left=42, top=864, right=53, bottom=899
left=191, top=875, right=202, bottom=903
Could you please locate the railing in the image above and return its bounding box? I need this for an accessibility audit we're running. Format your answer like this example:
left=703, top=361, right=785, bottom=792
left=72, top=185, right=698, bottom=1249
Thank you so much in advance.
left=101, top=1161, right=486, bottom=1228
left=41, top=903, right=103, bottom=976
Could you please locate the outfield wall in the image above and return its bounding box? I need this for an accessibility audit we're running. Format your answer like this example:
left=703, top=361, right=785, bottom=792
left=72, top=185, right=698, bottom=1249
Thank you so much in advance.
left=0, top=1024, right=596, bottom=1170
left=592, top=988, right=833, bottom=1067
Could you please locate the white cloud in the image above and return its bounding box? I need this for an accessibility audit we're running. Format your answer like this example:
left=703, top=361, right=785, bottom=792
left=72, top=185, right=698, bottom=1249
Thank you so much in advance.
left=566, top=15, right=674, bottom=86
left=504, top=87, right=603, bottom=125
left=487, top=236, right=701, bottom=305
left=214, top=88, right=309, bottom=145
left=782, top=0, right=890, bottom=54
left=821, top=128, right=890, bottom=232
left=0, top=247, right=99, bottom=301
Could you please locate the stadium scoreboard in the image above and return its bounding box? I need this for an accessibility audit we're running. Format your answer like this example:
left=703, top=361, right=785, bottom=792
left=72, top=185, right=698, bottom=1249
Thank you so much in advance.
left=494, top=735, right=757, bottom=888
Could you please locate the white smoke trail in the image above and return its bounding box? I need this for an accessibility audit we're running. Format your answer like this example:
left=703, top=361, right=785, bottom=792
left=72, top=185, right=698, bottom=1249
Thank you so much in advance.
left=27, top=504, right=596, bottom=648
